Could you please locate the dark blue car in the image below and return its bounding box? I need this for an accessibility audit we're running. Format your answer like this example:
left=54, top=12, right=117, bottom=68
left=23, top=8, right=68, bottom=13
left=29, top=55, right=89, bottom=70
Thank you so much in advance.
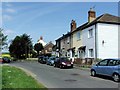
left=91, top=58, right=120, bottom=82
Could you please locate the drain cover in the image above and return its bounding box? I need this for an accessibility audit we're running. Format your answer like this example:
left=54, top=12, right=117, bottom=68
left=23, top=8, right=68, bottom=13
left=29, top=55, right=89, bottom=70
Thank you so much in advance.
left=71, top=73, right=79, bottom=76
left=64, top=79, right=77, bottom=82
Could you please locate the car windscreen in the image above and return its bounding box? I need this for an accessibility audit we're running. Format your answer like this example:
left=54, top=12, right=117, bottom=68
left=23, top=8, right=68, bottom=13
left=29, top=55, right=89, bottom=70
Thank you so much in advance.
left=60, top=58, right=69, bottom=62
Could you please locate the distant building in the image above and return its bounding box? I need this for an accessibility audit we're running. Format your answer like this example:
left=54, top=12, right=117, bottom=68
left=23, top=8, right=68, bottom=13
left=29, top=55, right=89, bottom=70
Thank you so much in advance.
left=37, top=36, right=46, bottom=47
left=41, top=41, right=54, bottom=57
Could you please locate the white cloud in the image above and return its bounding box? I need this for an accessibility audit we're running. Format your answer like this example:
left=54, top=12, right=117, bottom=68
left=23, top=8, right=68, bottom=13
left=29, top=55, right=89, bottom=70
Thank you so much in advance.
left=3, top=29, right=15, bottom=35
left=5, top=3, right=12, bottom=7
left=5, top=8, right=16, bottom=13
left=3, top=14, right=12, bottom=21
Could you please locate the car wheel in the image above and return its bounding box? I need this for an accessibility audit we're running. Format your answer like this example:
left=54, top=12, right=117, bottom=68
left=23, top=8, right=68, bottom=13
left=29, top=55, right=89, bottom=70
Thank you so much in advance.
left=60, top=65, right=63, bottom=69
left=91, top=70, right=96, bottom=77
left=113, top=73, right=120, bottom=82
left=71, top=65, right=73, bottom=68
left=54, top=64, right=56, bottom=67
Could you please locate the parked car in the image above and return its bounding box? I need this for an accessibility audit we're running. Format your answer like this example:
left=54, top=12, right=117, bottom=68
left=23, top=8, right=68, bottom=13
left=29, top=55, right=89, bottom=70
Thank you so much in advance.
left=46, top=57, right=56, bottom=66
left=38, top=56, right=48, bottom=64
left=0, top=57, right=3, bottom=63
left=2, top=57, right=11, bottom=63
left=91, top=58, right=120, bottom=82
left=54, top=57, right=73, bottom=69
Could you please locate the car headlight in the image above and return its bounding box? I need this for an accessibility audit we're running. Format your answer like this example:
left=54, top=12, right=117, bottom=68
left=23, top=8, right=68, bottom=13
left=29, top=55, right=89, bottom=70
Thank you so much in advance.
left=62, top=62, right=66, bottom=65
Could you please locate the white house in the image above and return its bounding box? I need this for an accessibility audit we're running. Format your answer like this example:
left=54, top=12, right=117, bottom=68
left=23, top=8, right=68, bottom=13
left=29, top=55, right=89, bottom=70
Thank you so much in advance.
left=37, top=36, right=46, bottom=47
left=80, top=9, right=120, bottom=59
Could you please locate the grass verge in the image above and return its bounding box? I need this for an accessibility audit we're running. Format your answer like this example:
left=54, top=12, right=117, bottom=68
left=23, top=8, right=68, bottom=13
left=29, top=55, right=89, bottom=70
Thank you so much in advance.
left=2, top=65, right=46, bottom=89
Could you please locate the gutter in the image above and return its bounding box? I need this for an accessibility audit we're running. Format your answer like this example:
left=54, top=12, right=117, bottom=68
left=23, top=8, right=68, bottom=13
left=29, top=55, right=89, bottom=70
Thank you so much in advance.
left=94, top=24, right=97, bottom=64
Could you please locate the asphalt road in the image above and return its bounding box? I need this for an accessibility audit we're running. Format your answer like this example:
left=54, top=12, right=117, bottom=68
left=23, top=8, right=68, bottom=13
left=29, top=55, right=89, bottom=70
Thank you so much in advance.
left=7, top=61, right=119, bottom=89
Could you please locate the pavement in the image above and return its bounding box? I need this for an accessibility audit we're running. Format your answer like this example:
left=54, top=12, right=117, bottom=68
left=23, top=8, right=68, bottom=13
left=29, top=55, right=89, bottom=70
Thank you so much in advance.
left=73, top=64, right=91, bottom=71
left=5, top=60, right=119, bottom=89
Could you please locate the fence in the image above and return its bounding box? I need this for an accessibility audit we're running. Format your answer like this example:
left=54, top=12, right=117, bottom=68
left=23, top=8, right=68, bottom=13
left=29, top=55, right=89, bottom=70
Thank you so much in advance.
left=74, top=58, right=94, bottom=66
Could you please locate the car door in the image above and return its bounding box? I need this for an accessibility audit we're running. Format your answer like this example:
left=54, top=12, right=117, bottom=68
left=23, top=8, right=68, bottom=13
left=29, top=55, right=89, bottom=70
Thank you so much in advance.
left=106, top=59, right=117, bottom=76
left=96, top=59, right=108, bottom=75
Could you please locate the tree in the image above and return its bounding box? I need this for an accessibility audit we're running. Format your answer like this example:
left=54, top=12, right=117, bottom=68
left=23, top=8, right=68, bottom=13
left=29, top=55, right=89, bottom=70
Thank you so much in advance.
left=0, top=28, right=8, bottom=51
left=34, top=43, right=43, bottom=56
left=9, top=34, right=33, bottom=59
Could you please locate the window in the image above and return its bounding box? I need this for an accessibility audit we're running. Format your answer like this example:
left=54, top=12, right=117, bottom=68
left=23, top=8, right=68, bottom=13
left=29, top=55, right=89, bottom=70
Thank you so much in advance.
left=98, top=60, right=108, bottom=66
left=76, top=31, right=81, bottom=40
left=88, top=29, right=93, bottom=38
left=89, top=49, right=93, bottom=57
left=56, top=42, right=59, bottom=47
left=49, top=48, right=52, bottom=51
left=108, top=60, right=116, bottom=66
left=67, top=37, right=70, bottom=44
left=79, top=50, right=85, bottom=58
left=116, top=60, right=120, bottom=65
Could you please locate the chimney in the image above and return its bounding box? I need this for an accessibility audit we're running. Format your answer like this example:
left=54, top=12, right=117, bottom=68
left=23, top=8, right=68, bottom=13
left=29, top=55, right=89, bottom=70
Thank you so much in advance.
left=88, top=8, right=96, bottom=22
left=70, top=20, right=76, bottom=32
left=40, top=36, right=43, bottom=40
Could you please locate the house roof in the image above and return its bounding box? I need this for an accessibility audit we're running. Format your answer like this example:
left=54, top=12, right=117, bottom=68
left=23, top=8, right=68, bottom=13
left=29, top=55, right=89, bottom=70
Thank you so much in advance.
left=56, top=13, right=120, bottom=41
left=56, top=32, right=71, bottom=41
left=73, top=13, right=120, bottom=33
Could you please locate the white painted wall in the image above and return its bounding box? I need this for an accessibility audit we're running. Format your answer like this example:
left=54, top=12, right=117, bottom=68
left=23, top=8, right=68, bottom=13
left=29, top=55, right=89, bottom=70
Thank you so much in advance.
left=82, top=25, right=95, bottom=58
left=97, top=23, right=119, bottom=59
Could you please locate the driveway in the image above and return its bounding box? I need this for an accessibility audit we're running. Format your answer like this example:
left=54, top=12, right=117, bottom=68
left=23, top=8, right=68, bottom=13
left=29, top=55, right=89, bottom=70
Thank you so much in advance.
left=7, top=61, right=119, bottom=89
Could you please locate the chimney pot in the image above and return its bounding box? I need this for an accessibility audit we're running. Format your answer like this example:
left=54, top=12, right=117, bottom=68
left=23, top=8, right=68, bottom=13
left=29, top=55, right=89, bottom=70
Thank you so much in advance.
left=70, top=19, right=76, bottom=32
left=40, top=36, right=43, bottom=40
left=88, top=9, right=96, bottom=22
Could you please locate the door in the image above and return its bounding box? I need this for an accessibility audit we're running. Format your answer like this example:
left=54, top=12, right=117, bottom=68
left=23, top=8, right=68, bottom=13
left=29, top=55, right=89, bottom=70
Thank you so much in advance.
left=96, top=59, right=108, bottom=75
left=106, top=59, right=117, bottom=76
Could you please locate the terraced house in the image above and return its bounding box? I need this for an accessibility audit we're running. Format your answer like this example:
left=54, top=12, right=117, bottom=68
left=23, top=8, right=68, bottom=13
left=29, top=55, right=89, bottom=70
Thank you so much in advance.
left=55, top=9, right=120, bottom=62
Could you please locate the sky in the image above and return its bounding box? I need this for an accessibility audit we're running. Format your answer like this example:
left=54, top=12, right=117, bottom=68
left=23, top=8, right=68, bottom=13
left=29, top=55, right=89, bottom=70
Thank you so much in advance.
left=1, top=1, right=119, bottom=52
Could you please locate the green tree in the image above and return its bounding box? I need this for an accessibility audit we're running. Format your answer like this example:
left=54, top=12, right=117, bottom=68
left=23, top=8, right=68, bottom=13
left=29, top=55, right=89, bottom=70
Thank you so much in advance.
left=9, top=34, right=33, bottom=59
left=34, top=43, right=43, bottom=56
left=0, top=28, right=8, bottom=50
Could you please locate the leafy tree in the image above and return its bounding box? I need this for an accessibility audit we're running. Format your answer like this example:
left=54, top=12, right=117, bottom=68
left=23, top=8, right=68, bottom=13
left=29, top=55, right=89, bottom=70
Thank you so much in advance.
left=0, top=28, right=8, bottom=50
left=34, top=43, right=43, bottom=56
left=9, top=34, right=33, bottom=59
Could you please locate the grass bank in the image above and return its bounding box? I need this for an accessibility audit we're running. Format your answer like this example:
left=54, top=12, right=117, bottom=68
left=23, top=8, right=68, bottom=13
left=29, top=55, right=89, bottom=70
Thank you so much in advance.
left=2, top=65, right=46, bottom=89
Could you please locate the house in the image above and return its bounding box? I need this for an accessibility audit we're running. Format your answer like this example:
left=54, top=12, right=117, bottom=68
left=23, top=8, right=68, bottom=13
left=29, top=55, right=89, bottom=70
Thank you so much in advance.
left=74, top=8, right=120, bottom=59
left=55, top=9, right=120, bottom=61
left=55, top=23, right=72, bottom=58
left=37, top=36, right=46, bottom=47
left=41, top=41, right=54, bottom=57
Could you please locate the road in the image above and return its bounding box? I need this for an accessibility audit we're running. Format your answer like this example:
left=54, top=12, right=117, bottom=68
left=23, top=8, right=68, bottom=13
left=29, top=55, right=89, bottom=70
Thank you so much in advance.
left=7, top=61, right=119, bottom=89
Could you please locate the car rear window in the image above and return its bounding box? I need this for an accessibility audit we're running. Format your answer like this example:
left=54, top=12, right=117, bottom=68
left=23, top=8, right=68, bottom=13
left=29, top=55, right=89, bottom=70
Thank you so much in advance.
left=60, top=58, right=69, bottom=61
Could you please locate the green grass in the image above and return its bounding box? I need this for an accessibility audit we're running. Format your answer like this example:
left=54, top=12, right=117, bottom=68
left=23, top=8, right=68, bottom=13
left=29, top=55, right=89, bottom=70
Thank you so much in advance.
left=2, top=65, right=46, bottom=89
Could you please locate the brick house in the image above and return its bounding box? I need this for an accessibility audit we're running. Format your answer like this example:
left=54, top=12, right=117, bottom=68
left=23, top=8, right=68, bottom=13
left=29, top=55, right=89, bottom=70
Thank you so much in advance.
left=42, top=41, right=54, bottom=57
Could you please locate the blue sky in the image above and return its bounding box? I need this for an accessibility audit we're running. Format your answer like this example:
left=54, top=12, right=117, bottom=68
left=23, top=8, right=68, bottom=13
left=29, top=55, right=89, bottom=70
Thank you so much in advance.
left=2, top=2, right=118, bottom=46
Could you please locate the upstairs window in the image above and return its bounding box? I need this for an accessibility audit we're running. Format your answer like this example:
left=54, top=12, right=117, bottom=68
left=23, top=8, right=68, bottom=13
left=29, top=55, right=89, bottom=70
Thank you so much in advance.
left=88, top=29, right=93, bottom=38
left=76, top=31, right=81, bottom=40
left=67, top=37, right=70, bottom=44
